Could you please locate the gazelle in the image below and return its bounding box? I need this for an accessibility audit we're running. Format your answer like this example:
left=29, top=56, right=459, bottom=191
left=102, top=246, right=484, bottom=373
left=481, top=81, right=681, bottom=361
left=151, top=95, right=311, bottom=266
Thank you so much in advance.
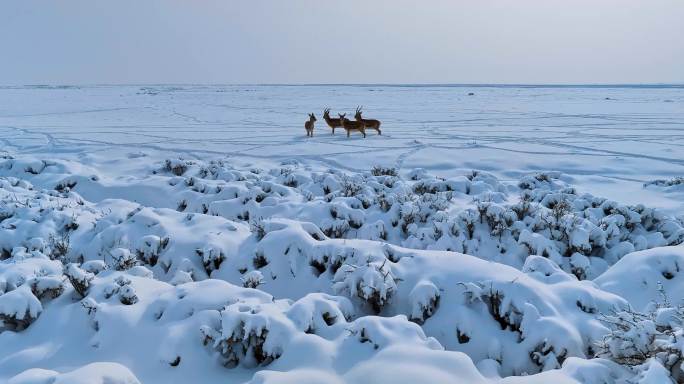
left=322, top=108, right=342, bottom=134
left=339, top=108, right=366, bottom=138
left=354, top=106, right=382, bottom=135
left=304, top=113, right=316, bottom=137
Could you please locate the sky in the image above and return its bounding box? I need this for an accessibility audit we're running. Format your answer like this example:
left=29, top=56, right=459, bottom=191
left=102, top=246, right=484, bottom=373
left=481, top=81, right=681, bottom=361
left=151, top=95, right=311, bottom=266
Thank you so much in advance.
left=1, top=0, right=683, bottom=85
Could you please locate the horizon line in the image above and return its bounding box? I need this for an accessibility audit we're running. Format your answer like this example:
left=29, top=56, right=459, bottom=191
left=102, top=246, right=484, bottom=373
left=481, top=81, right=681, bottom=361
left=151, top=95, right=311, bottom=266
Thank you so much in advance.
left=1, top=82, right=683, bottom=89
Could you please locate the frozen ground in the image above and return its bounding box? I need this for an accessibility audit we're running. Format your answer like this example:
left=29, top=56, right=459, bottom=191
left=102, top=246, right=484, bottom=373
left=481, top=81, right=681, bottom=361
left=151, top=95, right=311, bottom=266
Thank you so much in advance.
left=1, top=84, right=683, bottom=212
left=0, top=85, right=683, bottom=383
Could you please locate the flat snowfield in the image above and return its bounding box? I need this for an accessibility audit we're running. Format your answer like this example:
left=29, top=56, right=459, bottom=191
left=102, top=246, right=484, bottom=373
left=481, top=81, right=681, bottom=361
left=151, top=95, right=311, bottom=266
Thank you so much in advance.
left=1, top=85, right=683, bottom=211
left=0, top=85, right=684, bottom=384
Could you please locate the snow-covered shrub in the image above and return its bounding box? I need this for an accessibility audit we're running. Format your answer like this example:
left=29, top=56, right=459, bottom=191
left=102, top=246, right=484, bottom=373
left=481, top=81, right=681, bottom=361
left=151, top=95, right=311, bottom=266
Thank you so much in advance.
left=110, top=248, right=137, bottom=271
left=163, top=159, right=190, bottom=176
left=453, top=278, right=612, bottom=375
left=177, top=199, right=188, bottom=212
left=82, top=260, right=107, bottom=275
left=371, top=165, right=398, bottom=177
left=250, top=218, right=268, bottom=240
left=196, top=246, right=225, bottom=275
left=518, top=172, right=562, bottom=191
left=0, top=286, right=42, bottom=330
left=520, top=227, right=563, bottom=259
left=28, top=276, right=65, bottom=301
left=460, top=281, right=525, bottom=334
left=136, top=235, right=169, bottom=266
left=406, top=168, right=428, bottom=181
left=280, top=170, right=299, bottom=188
left=198, top=290, right=449, bottom=375
left=48, top=232, right=70, bottom=261
left=285, top=293, right=354, bottom=333
left=139, top=159, right=684, bottom=279
left=329, top=204, right=365, bottom=229
left=101, top=275, right=139, bottom=305
left=241, top=270, right=263, bottom=289
left=645, top=177, right=684, bottom=188
left=408, top=280, right=441, bottom=324
left=339, top=176, right=364, bottom=197
left=596, top=295, right=684, bottom=381
left=118, top=284, right=139, bottom=305
left=64, top=263, right=94, bottom=297
left=252, top=250, right=269, bottom=269
left=321, top=218, right=350, bottom=238
left=54, top=178, right=77, bottom=192
left=200, top=302, right=288, bottom=367
left=23, top=159, right=48, bottom=175
left=358, top=220, right=388, bottom=241
left=5, top=154, right=684, bottom=382
left=333, top=261, right=396, bottom=313
left=81, top=297, right=100, bottom=331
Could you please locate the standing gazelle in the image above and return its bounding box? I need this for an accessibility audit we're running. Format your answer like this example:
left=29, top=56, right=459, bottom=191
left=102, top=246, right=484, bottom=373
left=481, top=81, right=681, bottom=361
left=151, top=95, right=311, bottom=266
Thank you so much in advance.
left=322, top=108, right=342, bottom=134
left=305, top=113, right=317, bottom=137
left=339, top=108, right=366, bottom=138
left=354, top=106, right=382, bottom=135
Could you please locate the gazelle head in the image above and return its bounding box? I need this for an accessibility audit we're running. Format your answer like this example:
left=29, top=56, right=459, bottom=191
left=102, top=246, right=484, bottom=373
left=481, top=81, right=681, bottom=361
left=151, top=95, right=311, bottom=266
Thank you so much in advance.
left=354, top=106, right=363, bottom=120
left=338, top=113, right=346, bottom=121
left=323, top=108, right=331, bottom=119
left=309, top=113, right=317, bottom=122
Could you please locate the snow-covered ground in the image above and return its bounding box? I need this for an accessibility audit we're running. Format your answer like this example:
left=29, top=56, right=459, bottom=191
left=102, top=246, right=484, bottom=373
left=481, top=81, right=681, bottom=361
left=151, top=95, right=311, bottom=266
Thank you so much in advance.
left=0, top=84, right=683, bottom=383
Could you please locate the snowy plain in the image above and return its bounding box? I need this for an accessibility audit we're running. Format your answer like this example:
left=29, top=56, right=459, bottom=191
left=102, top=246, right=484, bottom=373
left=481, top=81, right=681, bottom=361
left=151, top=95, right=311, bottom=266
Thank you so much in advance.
left=0, top=84, right=683, bottom=383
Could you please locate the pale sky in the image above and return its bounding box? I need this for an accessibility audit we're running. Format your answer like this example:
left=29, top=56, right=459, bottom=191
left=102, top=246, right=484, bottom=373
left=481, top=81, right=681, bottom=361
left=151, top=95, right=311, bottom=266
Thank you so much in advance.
left=1, top=0, right=683, bottom=85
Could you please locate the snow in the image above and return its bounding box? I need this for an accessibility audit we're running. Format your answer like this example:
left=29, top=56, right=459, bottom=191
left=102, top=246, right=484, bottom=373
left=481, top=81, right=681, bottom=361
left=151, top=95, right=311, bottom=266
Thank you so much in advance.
left=8, top=362, right=141, bottom=384
left=0, top=84, right=683, bottom=382
left=595, top=245, right=684, bottom=310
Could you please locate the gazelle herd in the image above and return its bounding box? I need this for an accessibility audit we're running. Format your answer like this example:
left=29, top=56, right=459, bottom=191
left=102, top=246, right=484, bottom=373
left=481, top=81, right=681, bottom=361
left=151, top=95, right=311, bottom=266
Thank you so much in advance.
left=305, top=107, right=381, bottom=138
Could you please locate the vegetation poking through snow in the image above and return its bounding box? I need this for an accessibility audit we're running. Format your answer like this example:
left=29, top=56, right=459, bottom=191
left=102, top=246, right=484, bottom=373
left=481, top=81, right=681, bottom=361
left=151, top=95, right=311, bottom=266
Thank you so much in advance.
left=1, top=155, right=684, bottom=383
left=65, top=263, right=95, bottom=298
left=596, top=289, right=684, bottom=381
left=645, top=177, right=684, bottom=188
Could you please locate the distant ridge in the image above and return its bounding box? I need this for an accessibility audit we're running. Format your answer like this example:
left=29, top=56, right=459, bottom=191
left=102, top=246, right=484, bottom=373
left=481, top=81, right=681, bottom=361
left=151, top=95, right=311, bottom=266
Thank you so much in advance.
left=252, top=83, right=684, bottom=89
left=2, top=83, right=684, bottom=89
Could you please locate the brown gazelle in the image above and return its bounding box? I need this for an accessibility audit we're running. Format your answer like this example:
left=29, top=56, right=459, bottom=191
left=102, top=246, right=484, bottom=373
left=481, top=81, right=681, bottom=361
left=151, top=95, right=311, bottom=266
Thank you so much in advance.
left=322, top=108, right=342, bottom=134
left=339, top=108, right=366, bottom=138
left=354, top=106, right=382, bottom=135
left=304, top=113, right=316, bottom=137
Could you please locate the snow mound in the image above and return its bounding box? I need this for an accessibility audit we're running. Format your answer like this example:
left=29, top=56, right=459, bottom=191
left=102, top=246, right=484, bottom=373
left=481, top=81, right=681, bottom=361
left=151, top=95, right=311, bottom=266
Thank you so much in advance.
left=8, top=362, right=141, bottom=384
left=1, top=155, right=684, bottom=382
left=596, top=245, right=684, bottom=310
